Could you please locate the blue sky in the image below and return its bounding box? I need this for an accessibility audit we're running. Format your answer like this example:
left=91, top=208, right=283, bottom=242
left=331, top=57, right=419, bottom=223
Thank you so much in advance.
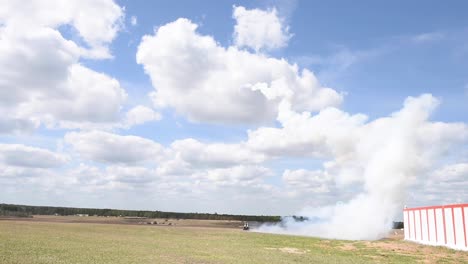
left=115, top=0, right=468, bottom=120
left=106, top=0, right=468, bottom=142
left=0, top=0, right=467, bottom=216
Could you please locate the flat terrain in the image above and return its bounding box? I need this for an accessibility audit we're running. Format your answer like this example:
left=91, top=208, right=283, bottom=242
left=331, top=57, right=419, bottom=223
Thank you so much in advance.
left=1, top=216, right=467, bottom=264
left=0, top=215, right=244, bottom=228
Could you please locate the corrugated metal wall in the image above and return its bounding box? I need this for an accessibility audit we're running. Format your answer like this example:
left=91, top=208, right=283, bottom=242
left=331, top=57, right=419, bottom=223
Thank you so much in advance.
left=404, top=204, right=468, bottom=251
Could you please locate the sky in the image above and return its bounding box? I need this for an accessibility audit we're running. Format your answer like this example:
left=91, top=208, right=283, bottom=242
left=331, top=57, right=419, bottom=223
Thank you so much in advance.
left=0, top=0, right=467, bottom=216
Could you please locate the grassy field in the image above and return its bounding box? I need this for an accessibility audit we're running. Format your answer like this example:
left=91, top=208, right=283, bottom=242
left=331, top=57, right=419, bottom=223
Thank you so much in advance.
left=1, top=218, right=467, bottom=264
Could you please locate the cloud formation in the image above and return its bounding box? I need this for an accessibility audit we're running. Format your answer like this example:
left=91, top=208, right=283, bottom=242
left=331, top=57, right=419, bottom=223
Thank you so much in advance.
left=0, top=0, right=123, bottom=58
left=0, top=0, right=133, bottom=132
left=122, top=105, right=162, bottom=129
left=233, top=6, right=291, bottom=52
left=137, top=16, right=342, bottom=124
left=65, top=130, right=163, bottom=164
left=0, top=144, right=67, bottom=168
left=1, top=3, right=467, bottom=236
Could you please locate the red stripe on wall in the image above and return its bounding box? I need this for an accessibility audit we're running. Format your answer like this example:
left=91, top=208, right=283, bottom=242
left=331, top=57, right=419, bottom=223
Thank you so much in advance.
left=407, top=210, right=411, bottom=239
left=452, top=207, right=457, bottom=245
left=419, top=209, right=423, bottom=240
left=434, top=209, right=438, bottom=243
left=443, top=207, right=447, bottom=244
left=426, top=209, right=430, bottom=242
left=404, top=203, right=468, bottom=212
left=462, top=206, right=467, bottom=248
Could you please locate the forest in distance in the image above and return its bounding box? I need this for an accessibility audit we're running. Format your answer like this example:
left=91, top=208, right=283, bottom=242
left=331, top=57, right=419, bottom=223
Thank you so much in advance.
left=0, top=203, right=281, bottom=222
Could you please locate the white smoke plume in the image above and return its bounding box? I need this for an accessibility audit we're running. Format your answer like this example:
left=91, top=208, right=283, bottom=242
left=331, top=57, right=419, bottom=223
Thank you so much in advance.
left=256, top=94, right=468, bottom=240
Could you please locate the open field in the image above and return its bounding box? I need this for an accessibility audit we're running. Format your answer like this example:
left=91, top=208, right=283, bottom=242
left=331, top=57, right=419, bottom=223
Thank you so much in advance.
left=0, top=215, right=244, bottom=229
left=1, top=216, right=467, bottom=264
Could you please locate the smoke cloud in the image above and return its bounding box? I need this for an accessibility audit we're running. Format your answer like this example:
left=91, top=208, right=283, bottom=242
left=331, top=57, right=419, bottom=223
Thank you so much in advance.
left=256, top=94, right=467, bottom=240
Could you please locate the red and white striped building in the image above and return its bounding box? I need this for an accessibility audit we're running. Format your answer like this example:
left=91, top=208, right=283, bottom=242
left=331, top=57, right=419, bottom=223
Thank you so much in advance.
left=403, top=203, right=468, bottom=251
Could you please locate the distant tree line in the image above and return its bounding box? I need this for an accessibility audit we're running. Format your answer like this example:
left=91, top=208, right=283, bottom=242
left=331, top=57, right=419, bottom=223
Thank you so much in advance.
left=0, top=204, right=32, bottom=218
left=0, top=203, right=281, bottom=222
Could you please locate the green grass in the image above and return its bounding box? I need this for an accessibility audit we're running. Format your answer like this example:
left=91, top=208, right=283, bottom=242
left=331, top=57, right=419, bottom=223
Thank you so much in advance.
left=0, top=220, right=465, bottom=264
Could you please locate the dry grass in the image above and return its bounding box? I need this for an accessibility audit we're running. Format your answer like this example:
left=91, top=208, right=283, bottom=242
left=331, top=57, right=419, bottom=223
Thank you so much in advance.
left=0, top=217, right=466, bottom=264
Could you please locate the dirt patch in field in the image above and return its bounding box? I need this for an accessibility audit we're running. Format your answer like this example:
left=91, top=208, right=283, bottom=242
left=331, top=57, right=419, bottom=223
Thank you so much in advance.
left=367, top=241, right=468, bottom=263
left=334, top=232, right=468, bottom=263
left=0, top=215, right=244, bottom=229
left=339, top=243, right=356, bottom=251
left=384, top=229, right=405, bottom=240
left=311, top=230, right=468, bottom=263
left=265, top=247, right=309, bottom=254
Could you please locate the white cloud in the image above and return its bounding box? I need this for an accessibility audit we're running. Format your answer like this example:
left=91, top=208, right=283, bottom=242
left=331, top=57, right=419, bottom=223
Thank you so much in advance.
left=170, top=138, right=265, bottom=168
left=194, top=165, right=273, bottom=187
left=282, top=169, right=332, bottom=194
left=155, top=156, right=192, bottom=177
left=122, top=105, right=161, bottom=128
left=0, top=26, right=80, bottom=106
left=130, top=16, right=138, bottom=26
left=69, top=164, right=112, bottom=187
left=430, top=163, right=468, bottom=182
left=0, top=118, right=39, bottom=135
left=137, top=18, right=342, bottom=124
left=0, top=0, right=123, bottom=58
left=233, top=6, right=291, bottom=52
left=64, top=130, right=163, bottom=164
left=106, top=165, right=155, bottom=184
left=23, top=64, right=128, bottom=128
left=411, top=32, right=444, bottom=43
left=409, top=162, right=468, bottom=207
left=0, top=0, right=127, bottom=133
left=56, top=163, right=155, bottom=193
left=0, top=144, right=67, bottom=168
left=247, top=106, right=367, bottom=158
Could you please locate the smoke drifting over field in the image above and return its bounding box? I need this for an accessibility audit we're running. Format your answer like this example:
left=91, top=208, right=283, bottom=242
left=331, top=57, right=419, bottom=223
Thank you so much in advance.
left=257, top=94, right=467, bottom=240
